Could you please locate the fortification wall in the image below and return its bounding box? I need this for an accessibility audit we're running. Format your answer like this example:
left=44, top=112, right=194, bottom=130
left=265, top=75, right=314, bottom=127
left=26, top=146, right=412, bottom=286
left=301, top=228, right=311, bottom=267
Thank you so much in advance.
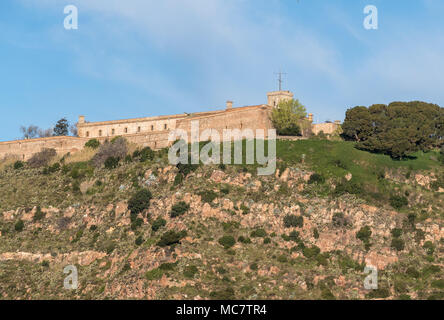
left=311, top=122, right=340, bottom=135
left=175, top=105, right=273, bottom=140
left=0, top=136, right=89, bottom=161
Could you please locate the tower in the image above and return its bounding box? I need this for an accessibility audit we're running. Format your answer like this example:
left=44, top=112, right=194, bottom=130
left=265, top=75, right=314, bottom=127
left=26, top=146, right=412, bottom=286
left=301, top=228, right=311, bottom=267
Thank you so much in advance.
left=267, top=90, right=294, bottom=108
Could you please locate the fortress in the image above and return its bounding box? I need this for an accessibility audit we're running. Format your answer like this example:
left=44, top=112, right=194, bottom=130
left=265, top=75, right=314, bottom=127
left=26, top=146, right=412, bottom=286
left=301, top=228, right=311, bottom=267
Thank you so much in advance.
left=0, top=90, right=340, bottom=161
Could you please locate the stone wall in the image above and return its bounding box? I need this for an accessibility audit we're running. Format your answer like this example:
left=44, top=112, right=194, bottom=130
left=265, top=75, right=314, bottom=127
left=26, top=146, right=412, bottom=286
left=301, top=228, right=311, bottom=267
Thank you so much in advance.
left=0, top=136, right=89, bottom=161
left=312, top=122, right=340, bottom=136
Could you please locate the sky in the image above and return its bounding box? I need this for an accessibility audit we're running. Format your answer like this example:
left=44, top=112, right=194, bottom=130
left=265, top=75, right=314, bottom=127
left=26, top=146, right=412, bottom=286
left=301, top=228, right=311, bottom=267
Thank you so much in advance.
left=1, top=0, right=444, bottom=141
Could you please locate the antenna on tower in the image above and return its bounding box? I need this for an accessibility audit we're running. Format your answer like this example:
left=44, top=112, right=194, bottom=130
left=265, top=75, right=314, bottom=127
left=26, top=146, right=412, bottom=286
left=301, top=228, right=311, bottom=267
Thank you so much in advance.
left=274, top=70, right=287, bottom=91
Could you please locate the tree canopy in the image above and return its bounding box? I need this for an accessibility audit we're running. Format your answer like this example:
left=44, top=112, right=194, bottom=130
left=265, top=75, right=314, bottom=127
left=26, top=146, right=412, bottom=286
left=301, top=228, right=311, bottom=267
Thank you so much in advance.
left=342, top=101, right=444, bottom=159
left=53, top=118, right=69, bottom=136
left=271, top=99, right=308, bottom=136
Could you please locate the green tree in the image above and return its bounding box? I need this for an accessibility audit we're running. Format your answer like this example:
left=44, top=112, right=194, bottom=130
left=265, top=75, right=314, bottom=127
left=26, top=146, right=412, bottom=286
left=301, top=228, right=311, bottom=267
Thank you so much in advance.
left=271, top=99, right=307, bottom=136
left=342, top=101, right=444, bottom=159
left=53, top=118, right=69, bottom=136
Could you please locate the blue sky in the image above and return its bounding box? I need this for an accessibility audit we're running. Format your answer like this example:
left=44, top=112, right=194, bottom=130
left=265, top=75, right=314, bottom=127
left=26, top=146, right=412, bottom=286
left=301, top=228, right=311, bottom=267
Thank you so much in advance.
left=1, top=0, right=444, bottom=141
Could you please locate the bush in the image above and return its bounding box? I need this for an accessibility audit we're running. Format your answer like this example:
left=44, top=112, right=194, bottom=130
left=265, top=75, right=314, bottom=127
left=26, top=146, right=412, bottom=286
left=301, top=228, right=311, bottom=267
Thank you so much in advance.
left=391, top=238, right=405, bottom=251
left=91, top=137, right=127, bottom=168
left=237, top=236, right=251, bottom=244
left=85, top=139, right=100, bottom=149
left=356, top=226, right=372, bottom=244
left=139, top=147, right=155, bottom=162
left=198, top=190, right=218, bottom=204
left=14, top=219, right=24, bottom=232
left=283, top=214, right=304, bottom=228
left=104, top=156, right=120, bottom=169
left=157, top=230, right=187, bottom=247
left=128, top=189, right=152, bottom=215
left=250, top=263, right=258, bottom=271
left=302, top=245, right=321, bottom=258
left=308, top=173, right=325, bottom=184
left=173, top=173, right=184, bottom=186
left=183, top=265, right=198, bottom=279
left=33, top=207, right=46, bottom=222
left=27, top=148, right=57, bottom=168
left=390, top=195, right=408, bottom=209
left=151, top=217, right=166, bottom=232
left=135, top=235, right=144, bottom=246
left=263, top=237, right=271, bottom=244
left=177, top=162, right=198, bottom=176
left=170, top=201, right=190, bottom=218
left=391, top=228, right=403, bottom=238
left=13, top=161, right=24, bottom=170
left=218, top=235, right=236, bottom=249
left=250, top=228, right=267, bottom=238
left=145, top=268, right=163, bottom=281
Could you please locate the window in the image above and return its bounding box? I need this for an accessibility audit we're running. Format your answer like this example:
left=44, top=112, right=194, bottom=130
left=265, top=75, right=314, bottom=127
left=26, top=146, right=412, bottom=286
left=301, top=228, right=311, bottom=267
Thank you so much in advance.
left=164, top=124, right=167, bottom=130
left=112, top=129, right=115, bottom=135
left=99, top=130, right=102, bottom=137
left=151, top=125, right=154, bottom=131
left=86, top=131, right=89, bottom=137
left=137, top=126, right=141, bottom=133
left=124, top=128, right=128, bottom=133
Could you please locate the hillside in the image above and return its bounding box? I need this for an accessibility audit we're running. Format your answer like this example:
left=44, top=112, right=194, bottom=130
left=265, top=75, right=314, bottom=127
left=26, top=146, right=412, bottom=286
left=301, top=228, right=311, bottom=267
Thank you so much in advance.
left=0, top=139, right=442, bottom=300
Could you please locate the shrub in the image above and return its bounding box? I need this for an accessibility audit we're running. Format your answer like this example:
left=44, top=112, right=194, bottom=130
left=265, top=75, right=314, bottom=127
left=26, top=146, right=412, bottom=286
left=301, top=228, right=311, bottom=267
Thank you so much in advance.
left=250, top=263, right=258, bottom=271
left=308, top=173, right=325, bottom=184
left=91, top=138, right=127, bottom=168
left=159, top=262, right=177, bottom=271
left=177, top=162, right=198, bottom=176
left=240, top=204, right=250, bottom=215
left=104, top=156, right=120, bottom=169
left=283, top=214, right=304, bottom=228
left=423, top=241, right=435, bottom=255
left=313, top=228, right=320, bottom=239
left=390, top=195, right=408, bottom=209
left=145, top=268, right=163, bottom=281
left=198, top=190, right=218, bottom=204
left=33, top=207, right=46, bottom=222
left=218, top=235, right=236, bottom=249
left=302, top=245, right=321, bottom=258
left=183, top=265, right=198, bottom=279
left=170, top=201, right=190, bottom=218
left=332, top=212, right=349, bottom=228
left=333, top=179, right=363, bottom=196
left=151, top=217, right=166, bottom=232
left=277, top=255, right=288, bottom=263
left=135, top=235, right=144, bottom=246
left=356, top=226, right=372, bottom=244
left=27, top=148, right=57, bottom=168
left=173, top=173, right=184, bottom=186
left=391, top=228, right=403, bottom=238
left=85, top=139, right=100, bottom=149
left=157, top=230, right=187, bottom=247
left=13, top=161, right=24, bottom=170
left=128, top=189, right=152, bottom=215
left=139, top=147, right=155, bottom=162
left=15, top=219, right=24, bottom=232
left=391, top=238, right=405, bottom=251
left=237, top=236, right=251, bottom=244
left=250, top=228, right=267, bottom=238
left=263, top=237, right=271, bottom=244
left=288, top=230, right=300, bottom=242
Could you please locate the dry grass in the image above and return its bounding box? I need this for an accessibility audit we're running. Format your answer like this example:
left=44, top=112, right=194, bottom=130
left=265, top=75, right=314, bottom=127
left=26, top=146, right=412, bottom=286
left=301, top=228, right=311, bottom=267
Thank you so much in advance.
left=63, top=147, right=97, bottom=164
left=0, top=156, right=20, bottom=172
